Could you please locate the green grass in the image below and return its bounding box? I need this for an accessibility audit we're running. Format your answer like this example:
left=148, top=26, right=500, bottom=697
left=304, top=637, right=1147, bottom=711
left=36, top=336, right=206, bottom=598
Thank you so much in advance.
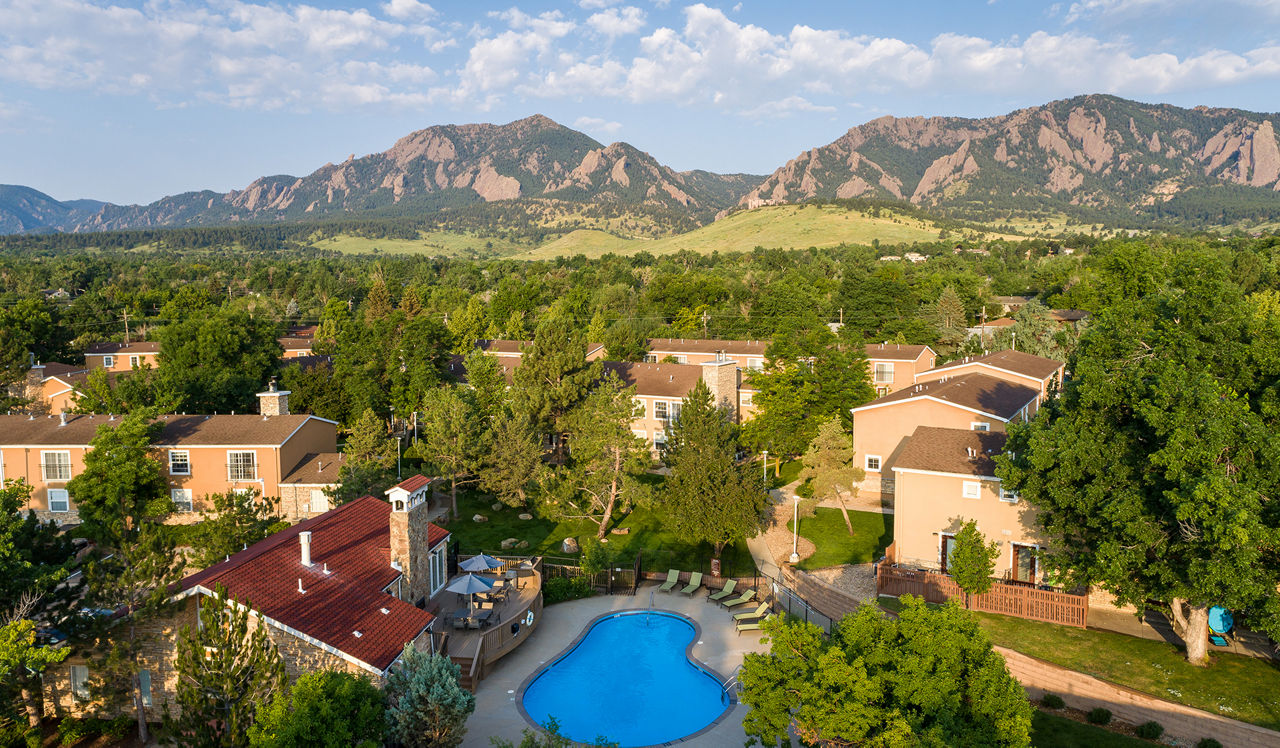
left=1030, top=710, right=1153, bottom=747
left=878, top=596, right=1280, bottom=730
left=310, top=230, right=527, bottom=256
left=788, top=507, right=893, bottom=570
left=769, top=458, right=803, bottom=489
left=439, top=490, right=758, bottom=578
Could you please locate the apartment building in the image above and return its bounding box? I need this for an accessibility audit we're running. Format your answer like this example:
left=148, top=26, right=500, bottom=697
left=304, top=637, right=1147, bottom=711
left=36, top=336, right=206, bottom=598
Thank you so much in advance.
left=850, top=374, right=1039, bottom=500
left=477, top=339, right=606, bottom=361
left=84, top=342, right=159, bottom=372
left=864, top=343, right=937, bottom=396
left=0, top=388, right=337, bottom=522
left=43, top=479, right=450, bottom=721
left=914, top=349, right=1065, bottom=402
left=643, top=338, right=768, bottom=371
left=890, top=426, right=1044, bottom=584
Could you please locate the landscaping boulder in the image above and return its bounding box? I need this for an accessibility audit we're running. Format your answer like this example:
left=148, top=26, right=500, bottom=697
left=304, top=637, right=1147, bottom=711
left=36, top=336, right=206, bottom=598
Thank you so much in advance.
left=472, top=514, right=488, bottom=523
left=561, top=537, right=580, bottom=554
left=610, top=527, right=630, bottom=536
left=500, top=538, right=520, bottom=550
left=518, top=513, right=533, bottom=521
left=516, top=540, right=529, bottom=549
left=491, top=502, right=503, bottom=512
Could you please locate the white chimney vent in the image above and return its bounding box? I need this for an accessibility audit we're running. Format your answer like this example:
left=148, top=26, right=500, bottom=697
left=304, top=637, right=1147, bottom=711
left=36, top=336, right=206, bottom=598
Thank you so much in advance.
left=966, top=447, right=977, bottom=458
left=297, top=578, right=305, bottom=594
left=299, top=531, right=313, bottom=567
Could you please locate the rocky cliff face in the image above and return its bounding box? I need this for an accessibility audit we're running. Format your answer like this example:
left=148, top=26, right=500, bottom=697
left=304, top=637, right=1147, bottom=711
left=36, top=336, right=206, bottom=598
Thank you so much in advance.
left=741, top=95, right=1280, bottom=217
left=35, top=115, right=758, bottom=233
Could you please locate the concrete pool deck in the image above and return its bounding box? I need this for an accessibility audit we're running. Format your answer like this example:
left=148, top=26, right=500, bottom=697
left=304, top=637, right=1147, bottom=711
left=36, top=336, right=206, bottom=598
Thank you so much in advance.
left=462, top=581, right=771, bottom=747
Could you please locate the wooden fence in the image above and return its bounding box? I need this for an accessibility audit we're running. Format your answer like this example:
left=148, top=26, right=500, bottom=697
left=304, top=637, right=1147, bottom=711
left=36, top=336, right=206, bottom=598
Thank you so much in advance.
left=876, top=563, right=1089, bottom=628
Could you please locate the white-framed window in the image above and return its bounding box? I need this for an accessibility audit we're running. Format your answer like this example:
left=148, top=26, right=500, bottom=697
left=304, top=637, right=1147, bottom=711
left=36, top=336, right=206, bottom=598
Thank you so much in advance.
left=674, top=354, right=688, bottom=364
left=865, top=455, right=882, bottom=471
left=138, top=669, right=152, bottom=707
left=41, top=450, right=72, bottom=481
left=654, top=401, right=668, bottom=420
left=48, top=489, right=70, bottom=513
left=71, top=665, right=90, bottom=702
left=748, top=358, right=763, bottom=371
left=168, top=450, right=190, bottom=476
left=129, top=355, right=141, bottom=368
left=873, top=362, right=895, bottom=384
left=1000, top=487, right=1020, bottom=503
left=171, top=488, right=193, bottom=513
left=631, top=429, right=647, bottom=441
left=971, top=422, right=990, bottom=432
left=667, top=402, right=681, bottom=423
left=653, top=430, right=666, bottom=446
left=962, top=481, right=981, bottom=499
left=429, top=543, right=447, bottom=596
left=103, top=355, right=114, bottom=368
left=643, top=354, right=657, bottom=363
left=309, top=489, right=329, bottom=514
left=227, top=451, right=257, bottom=481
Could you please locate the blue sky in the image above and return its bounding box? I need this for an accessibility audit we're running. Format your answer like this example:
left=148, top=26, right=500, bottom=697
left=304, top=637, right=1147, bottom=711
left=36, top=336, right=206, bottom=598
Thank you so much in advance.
left=2, top=0, right=1279, bottom=204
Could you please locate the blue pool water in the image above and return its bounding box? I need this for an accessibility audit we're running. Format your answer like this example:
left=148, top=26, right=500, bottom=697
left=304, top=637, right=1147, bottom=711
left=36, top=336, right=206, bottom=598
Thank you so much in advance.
left=520, top=611, right=729, bottom=746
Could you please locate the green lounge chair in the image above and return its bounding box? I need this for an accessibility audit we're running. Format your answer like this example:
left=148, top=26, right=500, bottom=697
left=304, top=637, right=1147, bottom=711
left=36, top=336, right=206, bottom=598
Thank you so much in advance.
left=657, top=569, right=680, bottom=593
left=708, top=579, right=737, bottom=603
left=736, top=615, right=772, bottom=635
left=720, top=589, right=756, bottom=609
left=679, top=572, right=703, bottom=596
left=733, top=602, right=770, bottom=621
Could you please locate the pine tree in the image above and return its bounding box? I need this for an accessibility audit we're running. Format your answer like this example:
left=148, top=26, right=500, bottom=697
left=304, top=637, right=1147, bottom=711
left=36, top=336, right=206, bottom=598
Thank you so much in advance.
left=383, top=645, right=475, bottom=748
left=344, top=408, right=396, bottom=469
left=416, top=387, right=485, bottom=518
left=798, top=418, right=865, bottom=535
left=478, top=409, right=545, bottom=508
left=363, top=278, right=393, bottom=326
left=188, top=491, right=286, bottom=568
left=511, top=316, right=602, bottom=456
left=935, top=286, right=968, bottom=348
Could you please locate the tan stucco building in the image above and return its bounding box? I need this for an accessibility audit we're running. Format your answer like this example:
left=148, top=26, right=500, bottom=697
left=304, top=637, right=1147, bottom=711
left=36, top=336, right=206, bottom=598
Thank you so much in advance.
left=864, top=343, right=937, bottom=396
left=914, top=349, right=1064, bottom=401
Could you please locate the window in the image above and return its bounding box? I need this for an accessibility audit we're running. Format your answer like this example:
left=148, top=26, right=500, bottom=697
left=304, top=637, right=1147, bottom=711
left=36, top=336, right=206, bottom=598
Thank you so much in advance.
left=653, top=430, right=666, bottom=446
left=103, top=355, right=114, bottom=368
left=643, top=354, right=657, bottom=363
left=309, top=489, right=329, bottom=514
left=71, top=665, right=89, bottom=702
left=962, top=481, right=981, bottom=499
left=129, top=355, right=140, bottom=368
left=999, top=487, right=1020, bottom=503
left=654, top=401, right=668, bottom=420
left=940, top=534, right=957, bottom=574
left=748, top=358, right=763, bottom=371
left=41, top=451, right=72, bottom=481
left=429, top=544, right=447, bottom=595
left=667, top=402, right=681, bottom=423
left=168, top=450, right=190, bottom=476
left=171, top=489, right=193, bottom=513
left=138, top=669, right=152, bottom=707
left=48, top=489, right=70, bottom=513
left=674, top=355, right=688, bottom=364
left=865, top=455, right=882, bottom=471
left=1012, top=544, right=1039, bottom=584
left=971, top=422, right=990, bottom=432
left=873, top=362, right=895, bottom=384
left=227, top=451, right=257, bottom=481
left=740, top=392, right=753, bottom=407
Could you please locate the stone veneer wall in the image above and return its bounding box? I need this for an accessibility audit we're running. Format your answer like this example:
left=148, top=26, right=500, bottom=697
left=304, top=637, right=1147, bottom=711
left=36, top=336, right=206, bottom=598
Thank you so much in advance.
left=389, top=495, right=434, bottom=605
left=700, top=360, right=740, bottom=421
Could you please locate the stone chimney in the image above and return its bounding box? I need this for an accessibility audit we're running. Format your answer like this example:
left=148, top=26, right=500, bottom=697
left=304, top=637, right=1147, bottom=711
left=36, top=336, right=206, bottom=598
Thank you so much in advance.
left=256, top=378, right=290, bottom=416
left=386, top=475, right=435, bottom=606
left=700, top=358, right=740, bottom=421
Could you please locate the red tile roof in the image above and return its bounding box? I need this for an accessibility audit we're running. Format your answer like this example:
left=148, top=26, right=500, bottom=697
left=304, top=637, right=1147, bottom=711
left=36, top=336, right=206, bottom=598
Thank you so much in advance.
left=393, top=474, right=432, bottom=493
left=427, top=523, right=450, bottom=550
left=178, top=496, right=438, bottom=673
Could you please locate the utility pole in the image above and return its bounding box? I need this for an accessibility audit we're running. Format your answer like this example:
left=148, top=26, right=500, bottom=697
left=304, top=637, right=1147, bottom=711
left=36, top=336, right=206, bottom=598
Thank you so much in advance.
left=702, top=310, right=709, bottom=338
left=122, top=309, right=130, bottom=344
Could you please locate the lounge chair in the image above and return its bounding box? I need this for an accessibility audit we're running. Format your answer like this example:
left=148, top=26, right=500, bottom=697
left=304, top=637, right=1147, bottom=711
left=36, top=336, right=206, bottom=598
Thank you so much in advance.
left=708, top=579, right=737, bottom=603
left=680, top=572, right=703, bottom=596
left=733, top=602, right=770, bottom=621
left=657, top=569, right=680, bottom=593
left=736, top=616, right=772, bottom=635
left=720, top=589, right=756, bottom=609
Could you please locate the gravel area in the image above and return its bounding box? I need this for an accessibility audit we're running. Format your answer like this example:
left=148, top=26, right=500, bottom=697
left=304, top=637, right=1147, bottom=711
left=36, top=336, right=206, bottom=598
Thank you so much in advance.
left=805, top=563, right=878, bottom=604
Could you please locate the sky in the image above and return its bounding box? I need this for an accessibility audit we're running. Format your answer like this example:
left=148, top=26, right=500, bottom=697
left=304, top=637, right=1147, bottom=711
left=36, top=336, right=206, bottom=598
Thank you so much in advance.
left=2, top=0, right=1279, bottom=205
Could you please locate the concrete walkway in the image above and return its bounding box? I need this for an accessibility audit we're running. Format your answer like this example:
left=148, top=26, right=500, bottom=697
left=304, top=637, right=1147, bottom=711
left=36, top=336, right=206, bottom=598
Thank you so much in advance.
left=463, top=584, right=770, bottom=747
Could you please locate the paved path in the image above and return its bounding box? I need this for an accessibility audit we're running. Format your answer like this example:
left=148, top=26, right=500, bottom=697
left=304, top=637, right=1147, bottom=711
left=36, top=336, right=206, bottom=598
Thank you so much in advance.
left=463, top=584, right=771, bottom=747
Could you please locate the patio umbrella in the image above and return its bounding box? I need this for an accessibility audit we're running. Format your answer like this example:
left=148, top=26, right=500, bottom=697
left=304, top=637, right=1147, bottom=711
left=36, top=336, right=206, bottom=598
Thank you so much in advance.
left=445, top=573, right=495, bottom=615
left=460, top=553, right=503, bottom=572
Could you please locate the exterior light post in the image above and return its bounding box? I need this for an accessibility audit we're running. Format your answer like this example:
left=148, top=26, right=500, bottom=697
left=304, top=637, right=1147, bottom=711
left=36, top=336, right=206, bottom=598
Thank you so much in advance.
left=789, top=494, right=800, bottom=565
left=762, top=449, right=769, bottom=484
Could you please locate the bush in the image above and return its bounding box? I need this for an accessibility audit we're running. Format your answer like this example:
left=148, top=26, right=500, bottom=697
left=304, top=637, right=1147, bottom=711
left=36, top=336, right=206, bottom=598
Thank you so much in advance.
left=543, top=576, right=593, bottom=605
left=1086, top=707, right=1112, bottom=725
left=1196, top=740, right=1222, bottom=748
left=1039, top=693, right=1064, bottom=709
left=1135, top=721, right=1163, bottom=739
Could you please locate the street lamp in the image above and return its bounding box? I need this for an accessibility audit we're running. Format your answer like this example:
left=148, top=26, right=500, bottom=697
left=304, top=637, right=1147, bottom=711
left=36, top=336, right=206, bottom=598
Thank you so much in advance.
left=762, top=449, right=769, bottom=484
left=789, top=494, right=800, bottom=565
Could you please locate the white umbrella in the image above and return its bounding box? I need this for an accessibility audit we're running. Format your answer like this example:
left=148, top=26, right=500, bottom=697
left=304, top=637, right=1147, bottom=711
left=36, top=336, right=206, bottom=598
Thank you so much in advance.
left=460, top=554, right=503, bottom=572
left=445, top=573, right=495, bottom=615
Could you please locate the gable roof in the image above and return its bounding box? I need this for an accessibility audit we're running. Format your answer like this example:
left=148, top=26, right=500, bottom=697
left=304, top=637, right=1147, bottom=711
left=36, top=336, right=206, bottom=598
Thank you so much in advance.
left=854, top=373, right=1039, bottom=421
left=282, top=453, right=345, bottom=485
left=646, top=338, right=768, bottom=357
left=0, top=413, right=331, bottom=447
left=864, top=343, right=935, bottom=362
left=178, top=496, right=441, bottom=673
left=278, top=336, right=314, bottom=351
left=392, top=474, right=432, bottom=493
left=602, top=361, right=704, bottom=399
left=925, top=349, right=1064, bottom=382
left=892, top=426, right=1008, bottom=477
left=34, top=362, right=88, bottom=379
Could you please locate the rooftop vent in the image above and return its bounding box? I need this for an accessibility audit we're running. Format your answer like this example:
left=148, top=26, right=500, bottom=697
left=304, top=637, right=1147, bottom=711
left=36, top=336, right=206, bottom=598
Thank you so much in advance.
left=352, top=630, right=363, bottom=638
left=380, top=607, right=390, bottom=615
left=299, top=531, right=313, bottom=567
left=297, top=579, right=305, bottom=594
left=966, top=447, right=977, bottom=458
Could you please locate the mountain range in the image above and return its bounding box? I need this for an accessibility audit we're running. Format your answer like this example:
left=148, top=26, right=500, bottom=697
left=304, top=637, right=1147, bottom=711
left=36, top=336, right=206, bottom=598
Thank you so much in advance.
left=5, top=95, right=1280, bottom=235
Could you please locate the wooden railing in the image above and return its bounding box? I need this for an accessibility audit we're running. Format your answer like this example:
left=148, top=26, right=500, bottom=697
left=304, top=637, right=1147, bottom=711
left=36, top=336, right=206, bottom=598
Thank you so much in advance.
left=876, top=562, right=1088, bottom=628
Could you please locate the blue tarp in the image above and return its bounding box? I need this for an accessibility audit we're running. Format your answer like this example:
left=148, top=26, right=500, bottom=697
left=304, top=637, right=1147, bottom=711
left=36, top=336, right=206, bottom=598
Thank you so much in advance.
left=1209, top=606, right=1234, bottom=634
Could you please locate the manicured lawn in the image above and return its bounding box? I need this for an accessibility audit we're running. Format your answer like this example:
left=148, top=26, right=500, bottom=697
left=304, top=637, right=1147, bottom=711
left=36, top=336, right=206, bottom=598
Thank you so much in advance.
left=1030, top=710, right=1152, bottom=747
left=439, top=491, right=758, bottom=578
left=788, top=507, right=893, bottom=570
left=769, top=458, right=803, bottom=489
left=878, top=595, right=1280, bottom=730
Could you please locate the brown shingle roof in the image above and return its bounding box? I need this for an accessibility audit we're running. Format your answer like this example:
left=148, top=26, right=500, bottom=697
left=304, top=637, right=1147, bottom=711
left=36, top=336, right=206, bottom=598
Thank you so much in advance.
left=1050, top=309, right=1090, bottom=322
left=85, top=342, right=160, bottom=355
left=646, top=338, right=768, bottom=357
left=893, top=426, right=1008, bottom=477
left=282, top=453, right=345, bottom=485
left=602, top=361, right=704, bottom=398
left=278, top=337, right=314, bottom=351
left=855, top=373, right=1038, bottom=420
left=178, top=496, right=438, bottom=672
left=928, top=349, right=1064, bottom=381
left=864, top=343, right=934, bottom=362
left=0, top=413, right=330, bottom=447
left=476, top=339, right=531, bottom=355
left=35, top=363, right=88, bottom=378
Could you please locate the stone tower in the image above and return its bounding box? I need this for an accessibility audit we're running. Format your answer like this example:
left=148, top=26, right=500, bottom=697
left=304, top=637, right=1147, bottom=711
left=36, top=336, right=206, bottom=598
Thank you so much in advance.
left=386, top=475, right=435, bottom=606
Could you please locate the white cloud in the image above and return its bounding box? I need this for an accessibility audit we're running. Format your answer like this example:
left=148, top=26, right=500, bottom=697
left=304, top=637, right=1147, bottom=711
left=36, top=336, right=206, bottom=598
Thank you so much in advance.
left=573, top=115, right=622, bottom=134
left=579, top=0, right=619, bottom=7
left=382, top=0, right=436, bottom=21
left=740, top=95, right=836, bottom=119
left=587, top=7, right=647, bottom=37
left=1065, top=0, right=1280, bottom=23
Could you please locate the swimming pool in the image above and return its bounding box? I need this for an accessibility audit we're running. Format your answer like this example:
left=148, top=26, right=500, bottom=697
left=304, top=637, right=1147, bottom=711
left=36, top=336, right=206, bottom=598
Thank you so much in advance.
left=519, top=610, right=730, bottom=747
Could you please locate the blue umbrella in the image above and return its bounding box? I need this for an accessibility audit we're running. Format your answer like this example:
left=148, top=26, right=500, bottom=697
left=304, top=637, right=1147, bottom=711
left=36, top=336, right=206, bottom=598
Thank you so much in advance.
left=460, top=554, right=503, bottom=572
left=445, top=573, right=495, bottom=615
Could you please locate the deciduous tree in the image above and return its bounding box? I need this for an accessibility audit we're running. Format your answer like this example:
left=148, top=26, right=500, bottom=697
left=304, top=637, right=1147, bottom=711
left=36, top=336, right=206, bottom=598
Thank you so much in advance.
left=248, top=670, right=384, bottom=748
left=188, top=491, right=287, bottom=568
left=948, top=520, right=1000, bottom=608
left=156, top=309, right=282, bottom=414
